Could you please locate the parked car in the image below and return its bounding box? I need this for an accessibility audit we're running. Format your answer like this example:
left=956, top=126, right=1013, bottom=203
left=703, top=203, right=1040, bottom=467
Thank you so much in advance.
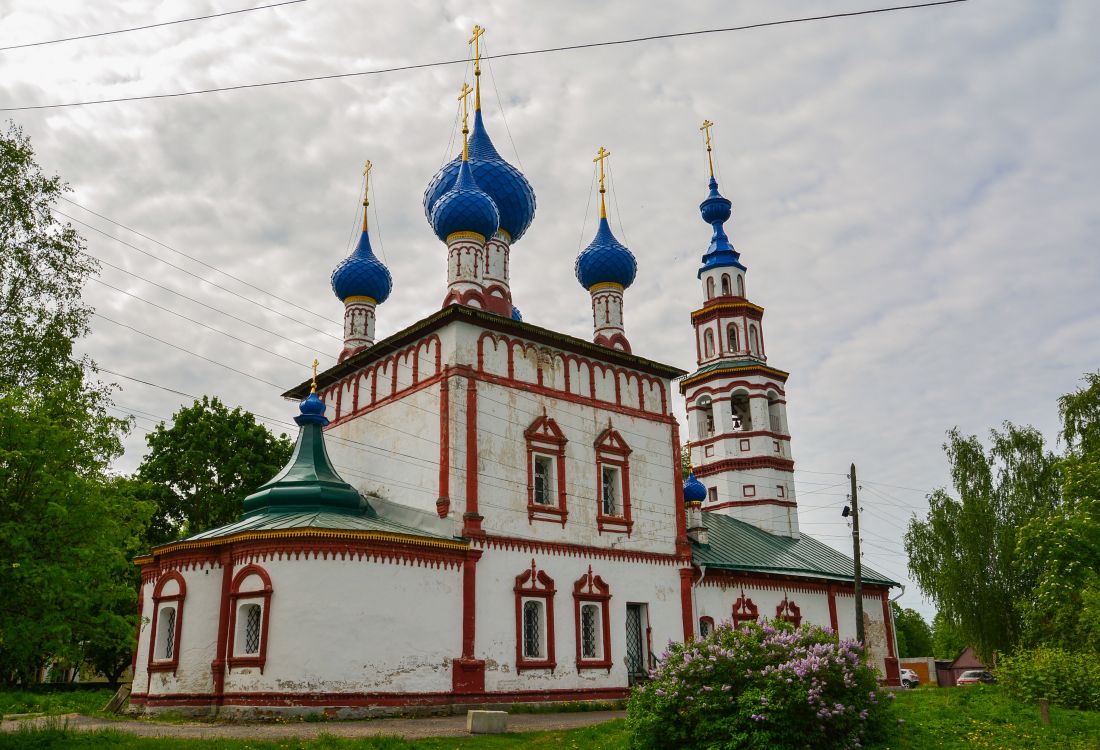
left=957, top=669, right=997, bottom=685
left=900, top=668, right=920, bottom=688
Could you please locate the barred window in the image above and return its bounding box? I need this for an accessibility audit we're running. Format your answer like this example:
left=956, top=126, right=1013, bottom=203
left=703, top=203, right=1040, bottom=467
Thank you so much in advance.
left=533, top=455, right=553, bottom=505
left=602, top=466, right=620, bottom=516
left=243, top=605, right=261, bottom=654
left=581, top=604, right=601, bottom=659
left=160, top=607, right=176, bottom=659
left=522, top=600, right=543, bottom=659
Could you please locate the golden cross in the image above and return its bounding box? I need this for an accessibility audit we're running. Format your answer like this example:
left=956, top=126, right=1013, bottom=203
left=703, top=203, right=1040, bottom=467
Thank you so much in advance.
left=311, top=358, right=319, bottom=393
left=469, top=24, right=486, bottom=109
left=593, top=147, right=611, bottom=217
left=458, top=82, right=474, bottom=159
left=361, top=159, right=372, bottom=230
left=700, top=119, right=715, bottom=177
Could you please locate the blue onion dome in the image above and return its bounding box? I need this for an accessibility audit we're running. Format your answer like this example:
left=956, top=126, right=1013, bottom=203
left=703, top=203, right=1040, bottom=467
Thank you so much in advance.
left=423, top=111, right=536, bottom=242
left=331, top=228, right=392, bottom=303
left=296, top=390, right=329, bottom=426
left=511, top=305, right=523, bottom=321
left=683, top=472, right=707, bottom=505
left=575, top=218, right=637, bottom=290
left=698, top=176, right=745, bottom=276
left=430, top=159, right=500, bottom=242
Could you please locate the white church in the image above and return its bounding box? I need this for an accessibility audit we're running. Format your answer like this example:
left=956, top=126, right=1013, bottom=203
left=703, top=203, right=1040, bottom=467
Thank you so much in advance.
left=131, top=30, right=900, bottom=717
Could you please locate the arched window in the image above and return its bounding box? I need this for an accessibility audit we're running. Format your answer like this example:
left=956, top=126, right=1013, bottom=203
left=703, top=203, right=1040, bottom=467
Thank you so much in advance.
left=706, top=277, right=715, bottom=299
left=748, top=325, right=760, bottom=356
left=767, top=393, right=784, bottom=434
left=573, top=567, right=612, bottom=670
left=228, top=565, right=273, bottom=672
left=703, top=330, right=715, bottom=358
left=731, top=392, right=753, bottom=431
left=696, top=396, right=715, bottom=437
left=595, top=425, right=633, bottom=534
left=148, top=571, right=186, bottom=674
left=737, top=276, right=745, bottom=297
left=721, top=274, right=731, bottom=296
left=727, top=324, right=739, bottom=353
left=524, top=415, right=568, bottom=525
left=515, top=560, right=556, bottom=671
left=699, top=616, right=715, bottom=638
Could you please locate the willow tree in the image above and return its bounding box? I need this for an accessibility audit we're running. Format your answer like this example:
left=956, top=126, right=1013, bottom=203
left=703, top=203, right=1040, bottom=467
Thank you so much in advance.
left=905, top=425, right=1059, bottom=661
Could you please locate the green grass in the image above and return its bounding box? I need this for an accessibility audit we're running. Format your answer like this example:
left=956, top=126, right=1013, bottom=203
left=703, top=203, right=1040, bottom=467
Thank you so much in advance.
left=2, top=687, right=1098, bottom=749
left=0, top=689, right=115, bottom=718
left=0, top=719, right=630, bottom=749
left=888, top=685, right=1100, bottom=749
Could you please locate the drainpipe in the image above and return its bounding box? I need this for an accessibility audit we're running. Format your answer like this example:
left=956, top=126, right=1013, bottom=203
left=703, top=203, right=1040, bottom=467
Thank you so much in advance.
left=692, top=565, right=708, bottom=634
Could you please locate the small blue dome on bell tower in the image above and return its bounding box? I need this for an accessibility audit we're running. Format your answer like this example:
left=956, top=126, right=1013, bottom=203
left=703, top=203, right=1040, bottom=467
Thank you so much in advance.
left=697, top=176, right=745, bottom=278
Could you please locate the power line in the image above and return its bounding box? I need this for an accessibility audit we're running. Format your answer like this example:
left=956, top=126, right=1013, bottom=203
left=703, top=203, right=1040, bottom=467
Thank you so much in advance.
left=0, top=0, right=307, bottom=52
left=58, top=209, right=342, bottom=340
left=0, top=2, right=970, bottom=111
left=62, top=198, right=338, bottom=325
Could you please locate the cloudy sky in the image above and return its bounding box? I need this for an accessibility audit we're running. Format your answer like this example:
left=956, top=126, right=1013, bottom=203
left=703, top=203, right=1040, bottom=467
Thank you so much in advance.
left=3, top=0, right=1097, bottom=618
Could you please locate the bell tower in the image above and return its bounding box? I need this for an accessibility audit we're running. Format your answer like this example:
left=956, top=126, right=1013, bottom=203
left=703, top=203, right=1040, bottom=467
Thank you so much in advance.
left=679, top=121, right=798, bottom=537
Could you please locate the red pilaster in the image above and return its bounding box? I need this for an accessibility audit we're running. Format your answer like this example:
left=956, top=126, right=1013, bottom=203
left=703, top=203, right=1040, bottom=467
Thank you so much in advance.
left=827, top=583, right=839, bottom=633
left=881, top=592, right=901, bottom=686
left=679, top=568, right=696, bottom=640
left=463, top=376, right=483, bottom=535
left=210, top=549, right=234, bottom=702
left=452, top=549, right=485, bottom=693
left=437, top=375, right=451, bottom=518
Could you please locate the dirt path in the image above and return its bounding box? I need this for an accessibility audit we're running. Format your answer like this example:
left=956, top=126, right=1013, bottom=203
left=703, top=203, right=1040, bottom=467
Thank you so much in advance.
left=2, top=710, right=626, bottom=740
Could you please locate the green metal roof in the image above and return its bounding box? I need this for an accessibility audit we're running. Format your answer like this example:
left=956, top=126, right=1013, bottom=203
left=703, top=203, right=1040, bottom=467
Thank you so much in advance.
left=171, top=508, right=458, bottom=545
left=691, top=512, right=897, bottom=586
left=680, top=359, right=790, bottom=386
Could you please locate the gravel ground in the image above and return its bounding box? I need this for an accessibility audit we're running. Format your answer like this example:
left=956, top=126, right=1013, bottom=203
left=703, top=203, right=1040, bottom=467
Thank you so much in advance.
left=1, top=710, right=626, bottom=740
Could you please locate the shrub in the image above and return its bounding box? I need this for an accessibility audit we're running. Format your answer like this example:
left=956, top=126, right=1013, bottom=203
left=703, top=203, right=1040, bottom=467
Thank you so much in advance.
left=626, top=620, right=895, bottom=750
left=997, top=646, right=1100, bottom=710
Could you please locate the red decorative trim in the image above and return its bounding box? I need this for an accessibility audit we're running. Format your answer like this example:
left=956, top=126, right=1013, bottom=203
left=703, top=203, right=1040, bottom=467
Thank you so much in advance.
left=776, top=595, right=802, bottom=627
left=679, top=568, right=695, bottom=640
left=732, top=589, right=758, bottom=627
left=691, top=297, right=764, bottom=323
left=699, top=569, right=892, bottom=596
left=226, top=564, right=273, bottom=673
left=691, top=429, right=790, bottom=448
left=453, top=549, right=485, bottom=693
left=130, top=686, right=629, bottom=709
left=702, top=498, right=797, bottom=512
left=524, top=415, right=569, bottom=525
left=474, top=534, right=688, bottom=566
left=680, top=367, right=790, bottom=395
left=595, top=425, right=633, bottom=535
left=572, top=567, right=612, bottom=671
left=228, top=537, right=467, bottom=571
left=514, top=560, right=556, bottom=672
left=475, top=331, right=669, bottom=417
left=593, top=331, right=631, bottom=353
left=693, top=456, right=795, bottom=477
left=437, top=376, right=450, bottom=517
left=147, top=571, right=186, bottom=674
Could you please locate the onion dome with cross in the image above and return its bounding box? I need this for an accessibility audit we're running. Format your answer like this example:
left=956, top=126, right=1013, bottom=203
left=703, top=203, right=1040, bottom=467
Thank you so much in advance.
left=696, top=119, right=745, bottom=277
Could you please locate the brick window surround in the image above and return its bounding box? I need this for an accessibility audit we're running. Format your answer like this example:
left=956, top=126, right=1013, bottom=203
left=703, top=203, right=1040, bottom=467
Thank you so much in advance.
left=227, top=564, right=273, bottom=673
left=524, top=415, right=568, bottom=525
left=514, top=560, right=556, bottom=672
left=147, top=571, right=186, bottom=675
left=573, top=566, right=612, bottom=671
left=594, top=425, right=633, bottom=535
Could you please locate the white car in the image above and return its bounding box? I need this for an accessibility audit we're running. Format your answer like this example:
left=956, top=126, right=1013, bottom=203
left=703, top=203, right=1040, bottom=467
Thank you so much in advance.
left=900, top=668, right=920, bottom=688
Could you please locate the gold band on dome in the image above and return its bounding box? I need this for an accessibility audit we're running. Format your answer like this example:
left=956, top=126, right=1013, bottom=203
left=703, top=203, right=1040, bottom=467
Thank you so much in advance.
left=493, top=228, right=512, bottom=243
left=345, top=295, right=377, bottom=305
left=447, top=230, right=487, bottom=243
left=590, top=281, right=624, bottom=293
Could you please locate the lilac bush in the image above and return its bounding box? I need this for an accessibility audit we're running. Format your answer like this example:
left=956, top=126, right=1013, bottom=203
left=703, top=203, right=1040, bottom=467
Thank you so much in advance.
left=626, top=620, right=895, bottom=750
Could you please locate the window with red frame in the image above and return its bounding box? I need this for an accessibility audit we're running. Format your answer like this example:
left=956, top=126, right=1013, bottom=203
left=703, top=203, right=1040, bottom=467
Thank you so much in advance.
left=524, top=415, right=568, bottom=525
left=776, top=596, right=802, bottom=627
left=732, top=589, right=758, bottom=627
left=514, top=560, right=556, bottom=671
left=147, top=571, right=186, bottom=674
left=227, top=565, right=273, bottom=672
left=573, top=566, right=612, bottom=671
left=595, top=425, right=633, bottom=535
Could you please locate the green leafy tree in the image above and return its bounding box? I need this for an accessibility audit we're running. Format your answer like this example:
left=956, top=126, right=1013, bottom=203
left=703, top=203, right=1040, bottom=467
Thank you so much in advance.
left=0, top=122, right=150, bottom=685
left=137, top=396, right=292, bottom=543
left=1015, top=371, right=1100, bottom=652
left=904, top=424, right=1059, bottom=661
left=931, top=611, right=968, bottom=660
left=890, top=603, right=934, bottom=657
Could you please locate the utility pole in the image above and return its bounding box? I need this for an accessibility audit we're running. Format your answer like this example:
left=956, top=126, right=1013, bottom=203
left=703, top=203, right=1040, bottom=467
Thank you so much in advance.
left=850, top=462, right=865, bottom=646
